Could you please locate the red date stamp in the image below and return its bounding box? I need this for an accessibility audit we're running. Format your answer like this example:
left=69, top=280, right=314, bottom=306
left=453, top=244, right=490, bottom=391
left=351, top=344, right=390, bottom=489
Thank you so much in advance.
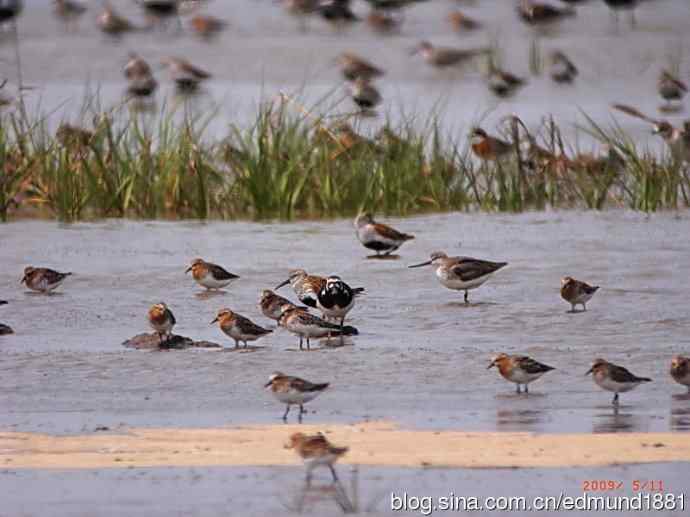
left=582, top=480, right=666, bottom=492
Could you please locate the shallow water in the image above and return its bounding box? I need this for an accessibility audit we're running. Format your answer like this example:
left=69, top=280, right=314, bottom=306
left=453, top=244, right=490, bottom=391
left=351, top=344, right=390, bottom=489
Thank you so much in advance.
left=2, top=0, right=690, bottom=150
left=1, top=211, right=689, bottom=435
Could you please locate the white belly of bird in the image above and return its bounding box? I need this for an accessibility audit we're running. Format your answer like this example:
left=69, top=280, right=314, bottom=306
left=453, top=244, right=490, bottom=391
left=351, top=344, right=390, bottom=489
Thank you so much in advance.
left=273, top=389, right=320, bottom=405
left=437, top=269, right=489, bottom=291
left=227, top=326, right=259, bottom=342
left=150, top=320, right=173, bottom=334
left=506, top=369, right=544, bottom=385
left=572, top=291, right=594, bottom=304
left=289, top=320, right=332, bottom=339
left=359, top=226, right=398, bottom=249
left=197, top=275, right=233, bottom=289
left=37, top=279, right=63, bottom=292
left=595, top=375, right=640, bottom=393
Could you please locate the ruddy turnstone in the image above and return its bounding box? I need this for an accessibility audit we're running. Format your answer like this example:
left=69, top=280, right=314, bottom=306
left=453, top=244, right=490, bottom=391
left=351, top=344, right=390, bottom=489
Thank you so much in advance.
left=211, top=308, right=272, bottom=349
left=161, top=57, right=211, bottom=94
left=97, top=3, right=136, bottom=35
left=349, top=77, right=381, bottom=114
left=260, top=289, right=299, bottom=321
left=354, top=213, right=414, bottom=256
left=287, top=432, right=348, bottom=484
left=137, top=0, right=180, bottom=29
left=316, top=275, right=360, bottom=342
left=560, top=276, right=599, bottom=312
left=670, top=356, right=690, bottom=392
left=448, top=10, right=481, bottom=32
left=186, top=258, right=239, bottom=291
left=586, top=358, right=651, bottom=405
left=0, top=0, right=22, bottom=27
left=550, top=51, right=578, bottom=84
left=658, top=70, right=687, bottom=109
left=470, top=127, right=513, bottom=162
left=265, top=372, right=329, bottom=421
left=148, top=302, right=176, bottom=343
left=0, top=301, right=11, bottom=335
left=317, top=0, right=359, bottom=26
left=278, top=305, right=358, bottom=350
left=276, top=269, right=326, bottom=308
left=336, top=52, right=385, bottom=82
left=408, top=251, right=508, bottom=303
left=517, top=0, right=575, bottom=26
left=21, top=267, right=72, bottom=293
left=488, top=353, right=555, bottom=393
left=411, top=41, right=490, bottom=70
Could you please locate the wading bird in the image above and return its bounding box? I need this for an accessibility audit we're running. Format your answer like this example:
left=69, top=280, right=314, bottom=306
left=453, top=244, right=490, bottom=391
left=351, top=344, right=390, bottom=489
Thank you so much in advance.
left=354, top=213, right=414, bottom=257
left=211, top=308, right=272, bottom=349
left=148, top=302, right=176, bottom=344
left=287, top=432, right=349, bottom=484
left=488, top=353, right=555, bottom=393
left=265, top=372, right=329, bottom=422
left=586, top=358, right=651, bottom=406
left=186, top=258, right=239, bottom=291
left=21, top=267, right=72, bottom=293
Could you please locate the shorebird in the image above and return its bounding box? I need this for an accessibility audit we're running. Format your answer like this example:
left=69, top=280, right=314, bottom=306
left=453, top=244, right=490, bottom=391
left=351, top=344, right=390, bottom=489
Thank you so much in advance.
left=470, top=127, right=513, bottom=162
left=354, top=213, right=414, bottom=256
left=447, top=10, right=481, bottom=32
left=53, top=0, right=87, bottom=31
left=486, top=64, right=526, bottom=98
left=488, top=353, right=555, bottom=393
left=265, top=372, right=329, bottom=422
left=0, top=0, right=22, bottom=28
left=0, top=300, right=11, bottom=335
left=364, top=0, right=428, bottom=9
left=316, top=275, right=360, bottom=340
left=276, top=270, right=326, bottom=308
left=366, top=9, right=401, bottom=33
left=317, top=0, right=359, bottom=27
left=97, top=3, right=136, bottom=35
left=278, top=305, right=358, bottom=350
left=336, top=53, right=384, bottom=82
left=124, top=53, right=158, bottom=99
left=517, top=0, right=575, bottom=26
left=411, top=41, right=490, bottom=70
left=586, top=358, right=651, bottom=406
left=658, top=70, right=687, bottom=109
left=670, top=356, right=690, bottom=392
left=408, top=251, right=508, bottom=303
left=287, top=432, right=349, bottom=484
left=560, top=276, right=599, bottom=312
left=189, top=14, right=226, bottom=39
left=124, top=53, right=152, bottom=80
left=21, top=267, right=72, bottom=293
left=186, top=258, right=239, bottom=291
left=349, top=77, right=381, bottom=114
left=161, top=57, right=211, bottom=94
left=137, top=0, right=181, bottom=30
left=550, top=51, right=578, bottom=84
left=211, top=308, right=272, bottom=349
left=259, top=289, right=300, bottom=321
left=283, top=0, right=318, bottom=32
left=148, top=302, right=176, bottom=343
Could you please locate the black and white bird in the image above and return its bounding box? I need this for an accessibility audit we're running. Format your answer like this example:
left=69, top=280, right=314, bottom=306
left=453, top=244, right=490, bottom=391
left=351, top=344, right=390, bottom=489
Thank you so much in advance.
left=317, top=275, right=362, bottom=342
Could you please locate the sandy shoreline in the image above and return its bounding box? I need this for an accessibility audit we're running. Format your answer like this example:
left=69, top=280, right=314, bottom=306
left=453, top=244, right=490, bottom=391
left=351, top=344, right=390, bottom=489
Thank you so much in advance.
left=1, top=422, right=689, bottom=470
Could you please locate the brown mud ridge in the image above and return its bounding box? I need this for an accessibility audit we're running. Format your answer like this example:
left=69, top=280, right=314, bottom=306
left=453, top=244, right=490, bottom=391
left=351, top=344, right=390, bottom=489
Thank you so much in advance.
left=2, top=422, right=690, bottom=470
left=122, top=333, right=222, bottom=350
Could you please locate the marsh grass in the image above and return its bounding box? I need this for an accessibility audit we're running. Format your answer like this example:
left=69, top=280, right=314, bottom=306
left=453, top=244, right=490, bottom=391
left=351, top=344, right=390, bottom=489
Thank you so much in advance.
left=0, top=93, right=687, bottom=222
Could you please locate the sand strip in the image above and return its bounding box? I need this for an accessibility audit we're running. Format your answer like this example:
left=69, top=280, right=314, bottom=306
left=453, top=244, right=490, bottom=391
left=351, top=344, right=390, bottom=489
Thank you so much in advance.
left=1, top=422, right=688, bottom=470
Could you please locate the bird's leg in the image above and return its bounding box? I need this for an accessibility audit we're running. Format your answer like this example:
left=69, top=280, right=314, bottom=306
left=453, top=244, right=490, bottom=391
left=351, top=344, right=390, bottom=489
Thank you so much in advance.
left=305, top=470, right=312, bottom=487
left=306, top=337, right=310, bottom=351
left=283, top=405, right=290, bottom=422
left=464, top=291, right=469, bottom=304
left=299, top=404, right=305, bottom=415
left=244, top=341, right=248, bottom=348
left=613, top=393, right=619, bottom=406
left=234, top=339, right=239, bottom=349
left=524, top=384, right=529, bottom=394
left=570, top=303, right=575, bottom=313
left=339, top=317, right=345, bottom=345
left=516, top=384, right=521, bottom=394
left=582, top=303, right=587, bottom=312
left=299, top=337, right=303, bottom=351
left=329, top=464, right=339, bottom=482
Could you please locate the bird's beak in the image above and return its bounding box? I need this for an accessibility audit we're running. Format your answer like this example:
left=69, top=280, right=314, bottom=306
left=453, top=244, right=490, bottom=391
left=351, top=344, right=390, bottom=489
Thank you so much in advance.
left=585, top=366, right=594, bottom=376
left=487, top=361, right=496, bottom=370
left=409, top=46, right=420, bottom=56
left=210, top=317, right=219, bottom=324
left=20, top=276, right=25, bottom=284
left=408, top=260, right=432, bottom=268
left=264, top=381, right=272, bottom=388
left=185, top=266, right=192, bottom=274
left=275, top=279, right=290, bottom=289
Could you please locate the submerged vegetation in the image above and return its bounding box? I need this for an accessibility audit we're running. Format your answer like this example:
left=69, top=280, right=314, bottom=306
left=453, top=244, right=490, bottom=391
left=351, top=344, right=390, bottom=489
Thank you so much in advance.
left=0, top=93, right=688, bottom=223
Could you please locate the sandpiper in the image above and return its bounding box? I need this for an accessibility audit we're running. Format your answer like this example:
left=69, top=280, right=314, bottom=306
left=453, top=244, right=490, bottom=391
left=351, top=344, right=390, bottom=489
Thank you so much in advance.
left=97, top=3, right=136, bottom=35
left=560, top=276, right=599, bottom=312
left=470, top=127, right=513, bottom=162
left=211, top=308, right=272, bottom=349
left=336, top=53, right=384, bottom=82
left=260, top=289, right=300, bottom=321
left=0, top=300, right=11, bottom=335
left=148, top=302, right=176, bottom=343
left=278, top=305, right=358, bottom=350
left=265, top=372, right=329, bottom=421
left=411, top=41, right=490, bottom=70
left=124, top=53, right=158, bottom=99
left=517, top=0, right=575, bottom=26
left=161, top=57, right=211, bottom=94
left=354, top=213, right=414, bottom=256
left=186, top=258, right=239, bottom=291
left=658, top=70, right=687, bottom=109
left=670, top=356, right=690, bottom=392
left=287, top=432, right=349, bottom=484
left=550, top=51, right=578, bottom=84
left=21, top=267, right=72, bottom=293
left=53, top=0, right=87, bottom=31
left=488, top=353, right=555, bottom=393
left=409, top=251, right=508, bottom=303
left=586, top=358, right=651, bottom=405
left=366, top=9, right=400, bottom=33
left=448, top=10, right=481, bottom=32
left=487, top=64, right=526, bottom=98
left=276, top=269, right=326, bottom=308
left=189, top=14, right=226, bottom=39
left=124, top=53, right=152, bottom=80
left=317, top=0, right=359, bottom=27
left=349, top=77, right=381, bottom=114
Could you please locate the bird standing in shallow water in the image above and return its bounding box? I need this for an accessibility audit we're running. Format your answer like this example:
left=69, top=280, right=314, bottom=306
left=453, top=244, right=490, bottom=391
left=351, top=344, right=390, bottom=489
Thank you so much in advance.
left=670, top=356, right=690, bottom=392
left=259, top=289, right=300, bottom=321
left=278, top=305, right=358, bottom=350
left=276, top=270, right=326, bottom=309
left=287, top=432, right=349, bottom=484
left=409, top=251, right=508, bottom=303
left=354, top=213, right=414, bottom=257
left=124, top=53, right=158, bottom=100
left=316, top=276, right=361, bottom=343
left=550, top=51, right=578, bottom=84
left=265, top=372, right=329, bottom=422
left=53, top=0, right=87, bottom=31
left=411, top=41, right=490, bottom=70
left=586, top=358, right=651, bottom=406
left=161, top=57, right=211, bottom=94
left=560, top=276, right=599, bottom=312
left=658, top=70, right=687, bottom=110
left=349, top=77, right=381, bottom=114
left=488, top=353, right=555, bottom=393
left=0, top=300, right=12, bottom=335
left=97, top=3, right=136, bottom=36
left=186, top=258, right=239, bottom=291
left=148, top=302, right=176, bottom=344
left=21, top=267, right=72, bottom=293
left=211, top=308, right=272, bottom=349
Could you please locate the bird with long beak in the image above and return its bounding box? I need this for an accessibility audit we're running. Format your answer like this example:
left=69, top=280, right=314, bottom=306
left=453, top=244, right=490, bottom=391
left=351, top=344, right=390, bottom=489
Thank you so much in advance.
left=148, top=302, right=176, bottom=344
left=287, top=432, right=348, bottom=485
left=265, top=372, right=329, bottom=422
left=278, top=305, right=358, bottom=350
left=21, top=267, right=72, bottom=293
left=211, top=309, right=272, bottom=349
left=670, top=356, right=690, bottom=392
left=408, top=251, right=507, bottom=303
left=586, top=358, right=651, bottom=406
left=411, top=41, right=490, bottom=70
left=186, top=258, right=239, bottom=291
left=488, top=353, right=555, bottom=394
left=560, top=276, right=599, bottom=312
left=275, top=270, right=326, bottom=309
